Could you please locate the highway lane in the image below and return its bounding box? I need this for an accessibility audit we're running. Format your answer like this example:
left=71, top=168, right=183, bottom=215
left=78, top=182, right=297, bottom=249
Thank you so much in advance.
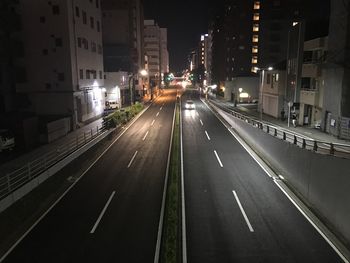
left=182, top=89, right=343, bottom=263
left=2, top=89, right=177, bottom=263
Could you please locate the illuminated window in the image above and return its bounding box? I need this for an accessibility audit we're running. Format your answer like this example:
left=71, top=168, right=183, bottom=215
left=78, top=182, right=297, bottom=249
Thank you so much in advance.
left=252, top=56, right=258, bottom=64
left=254, top=1, right=260, bottom=9
left=251, top=67, right=258, bottom=73
left=253, top=24, right=259, bottom=32
left=253, top=13, right=260, bottom=21
left=293, top=22, right=299, bottom=26
left=252, top=35, right=259, bottom=43
left=252, top=46, right=258, bottom=53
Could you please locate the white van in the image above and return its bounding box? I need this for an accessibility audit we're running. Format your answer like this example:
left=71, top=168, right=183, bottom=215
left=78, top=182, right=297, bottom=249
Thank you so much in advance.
left=105, top=100, right=119, bottom=110
left=0, top=129, right=15, bottom=152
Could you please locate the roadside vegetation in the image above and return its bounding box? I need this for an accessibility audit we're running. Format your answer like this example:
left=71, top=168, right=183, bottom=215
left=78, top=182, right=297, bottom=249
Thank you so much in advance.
left=161, top=101, right=181, bottom=263
left=103, top=102, right=144, bottom=128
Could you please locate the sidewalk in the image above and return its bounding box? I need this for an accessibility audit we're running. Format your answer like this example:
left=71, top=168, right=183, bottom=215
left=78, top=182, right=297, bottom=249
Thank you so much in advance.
left=210, top=96, right=350, bottom=146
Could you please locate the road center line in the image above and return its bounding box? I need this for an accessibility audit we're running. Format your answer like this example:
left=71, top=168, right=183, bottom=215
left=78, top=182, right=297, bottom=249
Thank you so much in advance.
left=143, top=131, right=149, bottom=141
left=90, top=191, right=116, bottom=234
left=127, top=151, right=138, bottom=168
left=213, top=150, right=223, bottom=167
left=151, top=119, right=155, bottom=126
left=205, top=130, right=211, bottom=141
left=232, top=190, right=254, bottom=232
left=200, top=119, right=204, bottom=126
left=156, top=112, right=160, bottom=117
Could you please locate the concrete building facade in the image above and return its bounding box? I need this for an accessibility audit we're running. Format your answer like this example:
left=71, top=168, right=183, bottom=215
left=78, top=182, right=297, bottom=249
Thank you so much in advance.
left=17, top=0, right=105, bottom=127
left=322, top=0, right=350, bottom=139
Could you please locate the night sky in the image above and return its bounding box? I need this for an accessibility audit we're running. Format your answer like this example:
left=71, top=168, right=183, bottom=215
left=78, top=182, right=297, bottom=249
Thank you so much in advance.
left=144, top=0, right=215, bottom=72
left=144, top=0, right=330, bottom=73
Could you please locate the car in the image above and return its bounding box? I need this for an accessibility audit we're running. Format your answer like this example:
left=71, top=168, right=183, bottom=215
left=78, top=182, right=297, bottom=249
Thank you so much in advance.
left=185, top=100, right=195, bottom=110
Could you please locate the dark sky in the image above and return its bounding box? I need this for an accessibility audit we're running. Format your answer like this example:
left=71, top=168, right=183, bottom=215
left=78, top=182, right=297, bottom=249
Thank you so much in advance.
left=144, top=0, right=214, bottom=72
left=143, top=0, right=330, bottom=73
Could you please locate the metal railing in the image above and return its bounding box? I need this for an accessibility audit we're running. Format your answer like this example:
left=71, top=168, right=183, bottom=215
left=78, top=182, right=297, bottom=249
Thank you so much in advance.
left=0, top=124, right=108, bottom=200
left=209, top=99, right=350, bottom=159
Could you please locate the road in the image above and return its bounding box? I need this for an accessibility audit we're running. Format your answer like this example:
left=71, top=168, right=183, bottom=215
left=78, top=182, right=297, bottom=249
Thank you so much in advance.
left=1, top=89, right=177, bottom=262
left=182, top=89, right=343, bottom=263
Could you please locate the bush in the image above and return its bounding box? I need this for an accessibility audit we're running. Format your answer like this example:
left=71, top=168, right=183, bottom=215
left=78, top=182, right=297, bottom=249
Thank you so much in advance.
left=103, top=103, right=144, bottom=129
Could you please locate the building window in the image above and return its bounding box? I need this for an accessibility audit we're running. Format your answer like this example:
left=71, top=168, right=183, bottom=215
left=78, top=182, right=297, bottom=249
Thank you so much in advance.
left=254, top=1, right=260, bottom=10
left=97, top=21, right=100, bottom=32
left=252, top=56, right=258, bottom=64
left=266, top=73, right=271, bottom=84
left=91, top=42, right=97, bottom=52
left=75, top=6, right=80, bottom=17
left=40, top=16, right=46, bottom=23
left=99, top=70, right=102, bottom=79
left=253, top=13, right=260, bottom=21
left=79, top=69, right=84, bottom=79
left=251, top=67, right=258, bottom=73
left=253, top=24, right=259, bottom=32
left=98, top=44, right=102, bottom=54
left=82, top=11, right=87, bottom=24
left=58, top=73, right=65, bottom=81
left=252, top=46, right=258, bottom=53
left=55, top=38, right=63, bottom=47
left=90, top=17, right=94, bottom=29
left=252, top=35, right=259, bottom=43
left=52, top=5, right=60, bottom=15
left=92, top=70, right=97, bottom=79
left=86, top=70, right=90, bottom=79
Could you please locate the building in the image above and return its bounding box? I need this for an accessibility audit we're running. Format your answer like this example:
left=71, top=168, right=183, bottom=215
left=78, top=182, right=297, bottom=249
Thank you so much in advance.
left=160, top=28, right=169, bottom=77
left=102, top=0, right=145, bottom=104
left=144, top=20, right=169, bottom=96
left=17, top=0, right=105, bottom=129
left=322, top=0, right=350, bottom=139
left=299, top=37, right=328, bottom=127
left=260, top=63, right=286, bottom=119
left=210, top=0, right=261, bottom=96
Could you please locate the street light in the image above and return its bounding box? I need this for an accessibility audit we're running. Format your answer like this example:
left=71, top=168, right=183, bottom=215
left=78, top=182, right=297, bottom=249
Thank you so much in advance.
left=257, top=66, right=273, bottom=121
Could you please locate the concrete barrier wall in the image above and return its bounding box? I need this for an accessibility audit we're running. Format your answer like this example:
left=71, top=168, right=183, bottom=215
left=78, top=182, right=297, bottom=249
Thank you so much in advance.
left=216, top=106, right=350, bottom=246
left=0, top=129, right=113, bottom=213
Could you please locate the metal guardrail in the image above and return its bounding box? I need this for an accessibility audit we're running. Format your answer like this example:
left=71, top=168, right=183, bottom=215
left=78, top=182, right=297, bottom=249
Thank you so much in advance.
left=209, top=99, right=350, bottom=159
left=0, top=124, right=107, bottom=200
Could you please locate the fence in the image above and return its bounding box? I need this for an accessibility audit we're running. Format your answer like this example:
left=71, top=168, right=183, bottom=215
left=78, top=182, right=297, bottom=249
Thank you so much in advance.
left=209, top=99, right=350, bottom=159
left=0, top=124, right=107, bottom=200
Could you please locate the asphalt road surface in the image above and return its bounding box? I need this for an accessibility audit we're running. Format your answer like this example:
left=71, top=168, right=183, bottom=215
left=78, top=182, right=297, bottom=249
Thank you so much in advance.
left=1, top=89, right=177, bottom=263
left=182, top=89, right=343, bottom=263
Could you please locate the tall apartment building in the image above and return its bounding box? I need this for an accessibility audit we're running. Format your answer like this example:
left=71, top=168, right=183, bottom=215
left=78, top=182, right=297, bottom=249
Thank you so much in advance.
left=102, top=0, right=145, bottom=103
left=16, top=0, right=104, bottom=128
left=144, top=20, right=161, bottom=89
left=160, top=28, right=169, bottom=75
left=211, top=0, right=259, bottom=85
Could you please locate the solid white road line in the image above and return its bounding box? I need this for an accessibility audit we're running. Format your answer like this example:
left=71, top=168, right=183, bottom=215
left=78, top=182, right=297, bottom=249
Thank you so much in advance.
left=143, top=131, right=149, bottom=141
left=232, top=190, right=254, bottom=232
left=127, top=151, right=138, bottom=168
left=205, top=130, right=211, bottom=141
left=180, top=99, right=187, bottom=263
left=214, top=150, right=223, bottom=168
left=156, top=112, right=160, bottom=117
left=151, top=119, right=155, bottom=126
left=160, top=106, right=163, bottom=111
left=0, top=102, right=152, bottom=263
left=154, top=102, right=177, bottom=263
left=200, top=119, right=204, bottom=126
left=90, top=191, right=116, bottom=234
left=203, top=99, right=349, bottom=262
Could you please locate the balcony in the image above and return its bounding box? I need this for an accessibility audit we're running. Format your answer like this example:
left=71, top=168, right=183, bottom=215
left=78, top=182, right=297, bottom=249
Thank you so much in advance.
left=302, top=63, right=321, bottom=78
left=300, top=89, right=318, bottom=106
